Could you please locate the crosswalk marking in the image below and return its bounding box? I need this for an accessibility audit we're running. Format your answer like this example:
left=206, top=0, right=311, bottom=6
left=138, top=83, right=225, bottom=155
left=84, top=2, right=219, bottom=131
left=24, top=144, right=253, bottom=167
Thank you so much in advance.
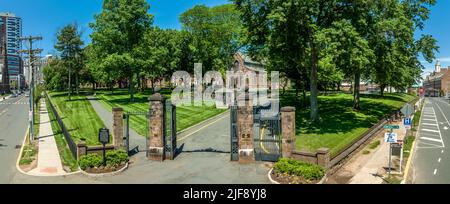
left=421, top=137, right=443, bottom=143
left=0, top=102, right=29, bottom=105
left=422, top=123, right=438, bottom=126
left=422, top=129, right=440, bottom=133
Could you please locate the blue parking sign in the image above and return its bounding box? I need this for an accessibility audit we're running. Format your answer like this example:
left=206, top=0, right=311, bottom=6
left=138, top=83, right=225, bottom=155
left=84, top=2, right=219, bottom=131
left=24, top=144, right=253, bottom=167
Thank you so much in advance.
left=404, top=118, right=412, bottom=126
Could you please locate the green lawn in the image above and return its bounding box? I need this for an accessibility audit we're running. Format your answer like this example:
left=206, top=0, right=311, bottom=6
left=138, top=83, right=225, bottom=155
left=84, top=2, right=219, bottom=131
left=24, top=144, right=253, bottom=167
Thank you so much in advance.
left=280, top=91, right=417, bottom=157
left=95, top=89, right=226, bottom=136
left=45, top=98, right=78, bottom=172
left=48, top=92, right=108, bottom=146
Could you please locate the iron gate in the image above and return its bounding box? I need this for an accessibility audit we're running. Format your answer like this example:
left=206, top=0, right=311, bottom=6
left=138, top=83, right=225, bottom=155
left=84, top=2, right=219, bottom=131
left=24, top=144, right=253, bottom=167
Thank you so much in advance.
left=230, top=104, right=239, bottom=161
left=123, top=111, right=149, bottom=156
left=253, top=103, right=282, bottom=162
left=164, top=100, right=177, bottom=160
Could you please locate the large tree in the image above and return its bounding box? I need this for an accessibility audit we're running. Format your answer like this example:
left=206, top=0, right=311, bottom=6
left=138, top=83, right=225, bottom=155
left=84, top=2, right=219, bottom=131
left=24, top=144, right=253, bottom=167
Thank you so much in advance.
left=54, top=23, right=84, bottom=98
left=235, top=0, right=340, bottom=121
left=89, top=0, right=153, bottom=101
left=180, top=4, right=242, bottom=72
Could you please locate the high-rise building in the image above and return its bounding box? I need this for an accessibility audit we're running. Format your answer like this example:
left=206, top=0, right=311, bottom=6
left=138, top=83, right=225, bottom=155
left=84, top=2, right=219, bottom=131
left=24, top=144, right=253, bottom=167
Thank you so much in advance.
left=0, top=12, right=23, bottom=93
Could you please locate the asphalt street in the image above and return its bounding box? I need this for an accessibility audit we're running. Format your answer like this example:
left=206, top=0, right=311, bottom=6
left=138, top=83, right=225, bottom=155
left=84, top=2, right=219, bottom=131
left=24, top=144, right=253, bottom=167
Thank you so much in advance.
left=412, top=97, right=450, bottom=184
left=0, top=95, right=29, bottom=184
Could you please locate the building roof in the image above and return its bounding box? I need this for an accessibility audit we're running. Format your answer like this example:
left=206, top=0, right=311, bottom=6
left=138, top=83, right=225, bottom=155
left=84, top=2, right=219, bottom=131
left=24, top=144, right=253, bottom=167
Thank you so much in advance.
left=235, top=51, right=266, bottom=72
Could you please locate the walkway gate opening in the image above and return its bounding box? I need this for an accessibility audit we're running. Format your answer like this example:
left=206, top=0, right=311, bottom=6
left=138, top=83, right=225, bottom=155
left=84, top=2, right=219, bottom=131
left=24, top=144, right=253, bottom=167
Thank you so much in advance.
left=123, top=111, right=149, bottom=156
left=123, top=100, right=177, bottom=160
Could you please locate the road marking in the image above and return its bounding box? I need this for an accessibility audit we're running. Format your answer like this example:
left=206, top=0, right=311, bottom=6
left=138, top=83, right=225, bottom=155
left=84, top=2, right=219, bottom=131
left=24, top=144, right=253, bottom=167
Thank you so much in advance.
left=434, top=169, right=437, bottom=175
left=420, top=137, right=442, bottom=143
left=438, top=158, right=441, bottom=163
left=422, top=129, right=440, bottom=133
left=422, top=123, right=438, bottom=126
left=435, top=101, right=450, bottom=126
left=445, top=127, right=449, bottom=130
left=442, top=150, right=445, bottom=154
left=422, top=118, right=436, bottom=122
left=177, top=114, right=229, bottom=142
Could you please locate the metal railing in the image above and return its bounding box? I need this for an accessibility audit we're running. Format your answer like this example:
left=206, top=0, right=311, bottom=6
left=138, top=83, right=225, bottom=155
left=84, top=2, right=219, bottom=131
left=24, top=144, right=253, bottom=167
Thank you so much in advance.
left=45, top=92, right=78, bottom=159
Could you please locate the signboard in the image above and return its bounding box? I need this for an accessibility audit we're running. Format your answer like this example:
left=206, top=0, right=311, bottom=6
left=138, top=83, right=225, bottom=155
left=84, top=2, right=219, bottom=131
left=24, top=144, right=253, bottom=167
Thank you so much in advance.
left=404, top=118, right=412, bottom=129
left=98, top=128, right=110, bottom=144
left=391, top=143, right=402, bottom=156
left=384, top=132, right=398, bottom=143
left=401, top=104, right=414, bottom=117
left=384, top=125, right=400, bottom=130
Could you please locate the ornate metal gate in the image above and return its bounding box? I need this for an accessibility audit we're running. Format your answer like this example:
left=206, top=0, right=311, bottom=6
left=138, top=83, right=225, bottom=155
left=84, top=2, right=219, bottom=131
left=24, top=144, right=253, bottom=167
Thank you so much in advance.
left=164, top=100, right=177, bottom=160
left=230, top=104, right=239, bottom=161
left=253, top=103, right=282, bottom=162
left=123, top=111, right=149, bottom=156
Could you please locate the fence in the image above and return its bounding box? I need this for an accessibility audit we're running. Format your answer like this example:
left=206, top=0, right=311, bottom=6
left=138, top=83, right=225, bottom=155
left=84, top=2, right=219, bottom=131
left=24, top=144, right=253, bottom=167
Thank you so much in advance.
left=45, top=92, right=78, bottom=159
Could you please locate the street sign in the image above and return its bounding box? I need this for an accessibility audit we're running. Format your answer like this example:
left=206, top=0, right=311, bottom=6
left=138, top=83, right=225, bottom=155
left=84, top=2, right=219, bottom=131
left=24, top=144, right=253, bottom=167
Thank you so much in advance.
left=404, top=118, right=412, bottom=130
left=401, top=104, right=414, bottom=117
left=384, top=132, right=398, bottom=143
left=391, top=143, right=402, bottom=156
left=384, top=125, right=400, bottom=129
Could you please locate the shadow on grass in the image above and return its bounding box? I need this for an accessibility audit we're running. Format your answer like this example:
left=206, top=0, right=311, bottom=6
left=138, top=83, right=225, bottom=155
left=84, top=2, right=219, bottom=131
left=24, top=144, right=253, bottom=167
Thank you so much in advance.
left=281, top=93, right=401, bottom=135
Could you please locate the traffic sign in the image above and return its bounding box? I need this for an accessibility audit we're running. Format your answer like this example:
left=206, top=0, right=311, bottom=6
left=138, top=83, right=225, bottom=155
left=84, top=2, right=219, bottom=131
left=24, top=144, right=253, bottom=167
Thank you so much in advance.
left=401, top=104, right=414, bottom=117
left=385, top=132, right=398, bottom=143
left=384, top=125, right=400, bottom=129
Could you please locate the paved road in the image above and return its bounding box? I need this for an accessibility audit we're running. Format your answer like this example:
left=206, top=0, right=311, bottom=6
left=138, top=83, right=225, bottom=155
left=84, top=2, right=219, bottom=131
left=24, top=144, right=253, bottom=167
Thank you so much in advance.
left=0, top=95, right=29, bottom=183
left=412, top=97, right=450, bottom=184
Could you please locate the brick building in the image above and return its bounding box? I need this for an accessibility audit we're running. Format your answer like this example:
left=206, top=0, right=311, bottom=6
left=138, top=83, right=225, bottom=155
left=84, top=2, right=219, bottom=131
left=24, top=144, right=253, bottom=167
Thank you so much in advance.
left=423, top=60, right=450, bottom=97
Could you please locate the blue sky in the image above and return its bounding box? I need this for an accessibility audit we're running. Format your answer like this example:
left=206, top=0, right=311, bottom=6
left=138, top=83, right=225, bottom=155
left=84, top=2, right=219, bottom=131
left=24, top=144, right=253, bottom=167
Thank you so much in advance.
left=1, top=0, right=449, bottom=74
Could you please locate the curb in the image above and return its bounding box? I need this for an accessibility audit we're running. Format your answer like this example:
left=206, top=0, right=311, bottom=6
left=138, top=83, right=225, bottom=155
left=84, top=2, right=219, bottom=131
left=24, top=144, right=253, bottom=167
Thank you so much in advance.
left=402, top=98, right=424, bottom=184
left=16, top=126, right=81, bottom=177
left=79, top=163, right=129, bottom=178
left=268, top=168, right=327, bottom=184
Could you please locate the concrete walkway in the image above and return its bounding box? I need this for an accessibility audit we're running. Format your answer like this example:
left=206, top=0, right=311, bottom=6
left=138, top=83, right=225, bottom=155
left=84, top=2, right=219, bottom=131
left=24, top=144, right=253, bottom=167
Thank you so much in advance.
left=28, top=100, right=65, bottom=176
left=349, top=121, right=406, bottom=184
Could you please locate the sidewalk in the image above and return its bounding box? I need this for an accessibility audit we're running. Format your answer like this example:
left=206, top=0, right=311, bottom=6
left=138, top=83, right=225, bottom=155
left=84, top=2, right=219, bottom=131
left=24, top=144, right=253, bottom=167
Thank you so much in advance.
left=28, top=100, right=65, bottom=176
left=349, top=121, right=406, bottom=184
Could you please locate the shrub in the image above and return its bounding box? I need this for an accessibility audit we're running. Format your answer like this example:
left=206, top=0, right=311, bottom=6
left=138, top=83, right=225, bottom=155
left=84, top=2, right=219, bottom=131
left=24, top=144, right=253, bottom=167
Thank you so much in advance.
left=273, top=158, right=325, bottom=181
left=79, top=154, right=103, bottom=170
left=369, top=140, right=381, bottom=149
left=105, top=150, right=129, bottom=168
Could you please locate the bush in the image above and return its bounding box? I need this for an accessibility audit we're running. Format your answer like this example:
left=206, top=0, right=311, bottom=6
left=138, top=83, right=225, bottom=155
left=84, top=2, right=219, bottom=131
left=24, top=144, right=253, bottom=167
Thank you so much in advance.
left=106, top=150, right=129, bottom=168
left=79, top=154, right=103, bottom=170
left=273, top=158, right=325, bottom=181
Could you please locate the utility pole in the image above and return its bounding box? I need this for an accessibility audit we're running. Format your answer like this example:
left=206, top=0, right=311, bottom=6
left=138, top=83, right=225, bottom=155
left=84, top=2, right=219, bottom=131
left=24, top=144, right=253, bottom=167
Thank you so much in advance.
left=18, top=36, right=42, bottom=143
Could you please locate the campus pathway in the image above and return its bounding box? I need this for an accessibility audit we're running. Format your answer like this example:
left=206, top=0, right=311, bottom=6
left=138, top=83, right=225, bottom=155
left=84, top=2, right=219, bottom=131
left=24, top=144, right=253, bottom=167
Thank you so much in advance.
left=28, top=100, right=65, bottom=176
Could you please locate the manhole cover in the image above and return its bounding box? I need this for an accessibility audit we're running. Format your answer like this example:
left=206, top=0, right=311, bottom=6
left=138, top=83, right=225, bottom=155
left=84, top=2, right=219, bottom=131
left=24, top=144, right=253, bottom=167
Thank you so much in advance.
left=15, top=145, right=22, bottom=149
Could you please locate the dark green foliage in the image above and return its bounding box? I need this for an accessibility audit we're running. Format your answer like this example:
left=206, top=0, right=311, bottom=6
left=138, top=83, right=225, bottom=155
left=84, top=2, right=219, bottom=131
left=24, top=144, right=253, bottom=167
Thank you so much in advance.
left=79, top=150, right=129, bottom=170
left=105, top=150, right=129, bottom=168
left=273, top=158, right=325, bottom=181
left=79, top=154, right=103, bottom=170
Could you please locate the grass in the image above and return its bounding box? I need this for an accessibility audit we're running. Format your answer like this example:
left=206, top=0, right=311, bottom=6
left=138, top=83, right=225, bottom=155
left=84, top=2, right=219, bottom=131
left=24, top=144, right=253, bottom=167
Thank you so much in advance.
left=368, top=140, right=381, bottom=150
left=33, top=103, right=40, bottom=138
left=19, top=136, right=37, bottom=166
left=95, top=89, right=226, bottom=136
left=48, top=91, right=108, bottom=146
left=362, top=150, right=371, bottom=155
left=280, top=91, right=417, bottom=157
left=45, top=98, right=78, bottom=172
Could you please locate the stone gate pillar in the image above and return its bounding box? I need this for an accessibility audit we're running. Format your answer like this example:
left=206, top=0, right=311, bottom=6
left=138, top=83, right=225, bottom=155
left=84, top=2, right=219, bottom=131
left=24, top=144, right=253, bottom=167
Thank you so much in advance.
left=148, top=93, right=166, bottom=161
left=281, top=107, right=296, bottom=158
left=237, top=93, right=255, bottom=164
left=112, top=107, right=124, bottom=150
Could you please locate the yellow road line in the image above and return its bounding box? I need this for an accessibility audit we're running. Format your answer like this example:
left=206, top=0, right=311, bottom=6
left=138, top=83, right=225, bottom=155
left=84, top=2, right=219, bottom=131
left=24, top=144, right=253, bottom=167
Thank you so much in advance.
left=260, top=126, right=270, bottom=153
left=177, top=114, right=229, bottom=142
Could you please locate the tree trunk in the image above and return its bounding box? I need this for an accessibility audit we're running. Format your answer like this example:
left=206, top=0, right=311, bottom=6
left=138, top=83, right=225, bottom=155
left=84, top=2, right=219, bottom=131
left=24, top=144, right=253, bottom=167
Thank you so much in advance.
left=380, top=85, right=385, bottom=97
left=353, top=72, right=361, bottom=110
left=151, top=78, right=156, bottom=93
left=310, top=46, right=320, bottom=122
left=76, top=74, right=79, bottom=95
left=129, top=75, right=134, bottom=102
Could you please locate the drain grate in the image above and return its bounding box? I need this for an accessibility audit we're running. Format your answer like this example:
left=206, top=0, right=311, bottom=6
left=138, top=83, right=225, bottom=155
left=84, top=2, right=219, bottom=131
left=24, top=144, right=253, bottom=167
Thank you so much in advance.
left=15, top=145, right=22, bottom=149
